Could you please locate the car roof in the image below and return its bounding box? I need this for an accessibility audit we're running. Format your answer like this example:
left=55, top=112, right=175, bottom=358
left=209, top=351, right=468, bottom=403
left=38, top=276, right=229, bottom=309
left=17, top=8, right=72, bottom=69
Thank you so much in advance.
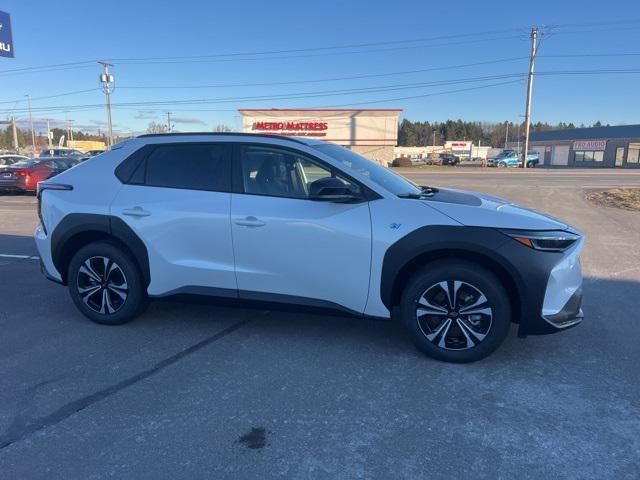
left=136, top=132, right=324, bottom=146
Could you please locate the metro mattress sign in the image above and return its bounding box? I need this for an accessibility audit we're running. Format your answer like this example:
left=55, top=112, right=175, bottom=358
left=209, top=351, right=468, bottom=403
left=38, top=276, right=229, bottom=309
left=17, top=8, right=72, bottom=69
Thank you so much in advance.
left=253, top=121, right=329, bottom=136
left=0, top=11, right=14, bottom=58
left=573, top=140, right=607, bottom=151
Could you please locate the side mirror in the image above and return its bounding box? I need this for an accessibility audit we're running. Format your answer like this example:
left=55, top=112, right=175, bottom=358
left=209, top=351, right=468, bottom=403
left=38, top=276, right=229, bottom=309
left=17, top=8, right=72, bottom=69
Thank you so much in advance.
left=308, top=177, right=358, bottom=203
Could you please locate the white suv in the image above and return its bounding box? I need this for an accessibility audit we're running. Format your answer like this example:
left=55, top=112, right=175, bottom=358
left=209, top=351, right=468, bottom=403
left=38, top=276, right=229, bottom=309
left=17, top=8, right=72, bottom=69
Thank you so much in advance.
left=35, top=134, right=584, bottom=362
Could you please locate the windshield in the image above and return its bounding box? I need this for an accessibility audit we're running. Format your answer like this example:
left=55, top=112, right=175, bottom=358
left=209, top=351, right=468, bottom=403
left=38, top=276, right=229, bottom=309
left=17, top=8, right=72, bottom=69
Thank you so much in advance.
left=312, top=143, right=421, bottom=196
left=11, top=159, right=39, bottom=168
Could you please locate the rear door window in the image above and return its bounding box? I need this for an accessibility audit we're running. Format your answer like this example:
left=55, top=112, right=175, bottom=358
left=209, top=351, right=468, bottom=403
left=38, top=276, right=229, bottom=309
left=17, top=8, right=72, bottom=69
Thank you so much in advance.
left=142, top=143, right=232, bottom=192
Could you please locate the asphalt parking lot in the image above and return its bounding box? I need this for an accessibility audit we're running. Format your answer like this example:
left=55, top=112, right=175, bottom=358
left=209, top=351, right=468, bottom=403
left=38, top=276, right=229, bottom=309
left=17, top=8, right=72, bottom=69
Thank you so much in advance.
left=1, top=168, right=640, bottom=479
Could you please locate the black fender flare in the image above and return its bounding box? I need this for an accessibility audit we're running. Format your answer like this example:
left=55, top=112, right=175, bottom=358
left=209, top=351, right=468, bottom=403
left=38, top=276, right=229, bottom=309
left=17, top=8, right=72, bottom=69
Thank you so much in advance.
left=380, top=225, right=561, bottom=335
left=381, top=225, right=526, bottom=310
left=50, top=213, right=150, bottom=287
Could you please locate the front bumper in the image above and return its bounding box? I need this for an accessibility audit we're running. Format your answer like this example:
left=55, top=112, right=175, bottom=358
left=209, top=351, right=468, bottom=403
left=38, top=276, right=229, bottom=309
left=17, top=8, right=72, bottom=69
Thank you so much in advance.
left=515, top=235, right=585, bottom=336
left=542, top=287, right=583, bottom=329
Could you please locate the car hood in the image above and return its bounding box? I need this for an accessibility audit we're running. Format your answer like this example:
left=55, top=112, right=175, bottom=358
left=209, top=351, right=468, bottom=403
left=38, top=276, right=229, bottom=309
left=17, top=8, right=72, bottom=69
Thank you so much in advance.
left=421, top=188, right=569, bottom=230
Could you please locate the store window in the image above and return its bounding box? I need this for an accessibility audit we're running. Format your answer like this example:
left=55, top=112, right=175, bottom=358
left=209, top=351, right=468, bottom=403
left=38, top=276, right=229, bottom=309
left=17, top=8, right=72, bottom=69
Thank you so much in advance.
left=574, top=151, right=604, bottom=162
left=628, top=143, right=640, bottom=164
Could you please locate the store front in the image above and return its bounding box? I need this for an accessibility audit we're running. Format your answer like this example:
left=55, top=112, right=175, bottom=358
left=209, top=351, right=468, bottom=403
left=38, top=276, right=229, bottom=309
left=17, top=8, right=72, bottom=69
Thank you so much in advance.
left=529, top=125, right=640, bottom=168
left=239, top=109, right=402, bottom=165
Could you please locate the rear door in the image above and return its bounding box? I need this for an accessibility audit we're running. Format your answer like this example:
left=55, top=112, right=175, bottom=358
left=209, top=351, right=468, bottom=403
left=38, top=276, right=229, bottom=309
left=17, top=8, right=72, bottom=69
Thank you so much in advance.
left=110, top=142, right=237, bottom=296
left=230, top=144, right=372, bottom=314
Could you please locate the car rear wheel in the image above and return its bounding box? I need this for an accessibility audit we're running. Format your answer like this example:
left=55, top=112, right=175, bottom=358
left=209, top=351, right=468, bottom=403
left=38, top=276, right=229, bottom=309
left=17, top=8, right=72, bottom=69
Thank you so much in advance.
left=399, top=260, right=511, bottom=363
left=497, top=162, right=507, bottom=168
left=68, top=241, right=147, bottom=325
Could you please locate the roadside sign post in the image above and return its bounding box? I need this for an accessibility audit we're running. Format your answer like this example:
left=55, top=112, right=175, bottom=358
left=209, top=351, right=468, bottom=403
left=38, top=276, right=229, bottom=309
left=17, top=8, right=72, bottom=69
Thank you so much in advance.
left=0, top=11, right=14, bottom=58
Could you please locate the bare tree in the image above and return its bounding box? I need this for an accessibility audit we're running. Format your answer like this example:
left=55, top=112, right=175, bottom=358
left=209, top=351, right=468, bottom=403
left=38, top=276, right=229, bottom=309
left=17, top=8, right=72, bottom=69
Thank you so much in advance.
left=146, top=122, right=169, bottom=134
left=213, top=124, right=233, bottom=133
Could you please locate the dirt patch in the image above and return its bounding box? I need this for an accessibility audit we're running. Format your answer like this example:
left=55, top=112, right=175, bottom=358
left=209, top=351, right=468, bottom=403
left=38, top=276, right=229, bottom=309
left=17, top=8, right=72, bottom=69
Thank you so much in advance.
left=586, top=188, right=640, bottom=211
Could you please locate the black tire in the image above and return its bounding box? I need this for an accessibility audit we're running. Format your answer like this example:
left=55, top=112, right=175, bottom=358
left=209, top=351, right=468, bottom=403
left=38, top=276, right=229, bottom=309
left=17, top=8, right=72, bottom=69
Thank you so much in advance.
left=497, top=162, right=507, bottom=168
left=68, top=241, right=148, bottom=325
left=399, top=260, right=511, bottom=363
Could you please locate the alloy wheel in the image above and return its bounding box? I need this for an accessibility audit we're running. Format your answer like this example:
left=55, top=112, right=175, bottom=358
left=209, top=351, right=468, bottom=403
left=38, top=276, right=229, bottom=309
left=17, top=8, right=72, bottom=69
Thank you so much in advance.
left=76, top=256, right=128, bottom=314
left=415, top=280, right=493, bottom=350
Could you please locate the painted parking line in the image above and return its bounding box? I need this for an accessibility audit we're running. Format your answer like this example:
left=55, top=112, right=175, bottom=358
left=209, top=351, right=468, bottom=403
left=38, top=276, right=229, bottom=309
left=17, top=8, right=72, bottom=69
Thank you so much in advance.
left=0, top=254, right=39, bottom=260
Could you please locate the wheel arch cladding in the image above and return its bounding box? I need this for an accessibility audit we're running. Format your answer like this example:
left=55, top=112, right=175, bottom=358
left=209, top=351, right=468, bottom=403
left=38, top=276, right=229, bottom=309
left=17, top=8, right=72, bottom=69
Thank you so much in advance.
left=381, top=225, right=525, bottom=324
left=50, top=214, right=150, bottom=287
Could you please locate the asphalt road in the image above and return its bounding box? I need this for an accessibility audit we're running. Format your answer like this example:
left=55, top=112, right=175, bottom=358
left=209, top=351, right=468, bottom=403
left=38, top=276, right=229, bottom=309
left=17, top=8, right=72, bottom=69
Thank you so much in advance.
left=1, top=169, right=639, bottom=479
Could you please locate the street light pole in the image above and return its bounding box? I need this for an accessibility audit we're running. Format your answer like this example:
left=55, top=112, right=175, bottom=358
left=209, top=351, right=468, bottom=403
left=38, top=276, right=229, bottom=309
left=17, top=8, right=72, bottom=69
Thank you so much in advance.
left=98, top=61, right=115, bottom=148
left=25, top=94, right=36, bottom=156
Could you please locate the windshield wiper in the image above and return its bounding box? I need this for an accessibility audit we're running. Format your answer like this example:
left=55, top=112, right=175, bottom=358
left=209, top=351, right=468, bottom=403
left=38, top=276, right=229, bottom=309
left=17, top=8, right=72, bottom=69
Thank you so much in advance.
left=398, top=185, right=440, bottom=199
left=420, top=185, right=439, bottom=195
left=397, top=192, right=424, bottom=199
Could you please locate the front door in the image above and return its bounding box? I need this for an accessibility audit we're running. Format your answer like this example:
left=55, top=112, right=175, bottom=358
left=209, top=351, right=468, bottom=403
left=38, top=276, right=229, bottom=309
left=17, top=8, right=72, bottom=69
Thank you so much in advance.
left=230, top=144, right=372, bottom=314
left=110, top=142, right=237, bottom=296
left=615, top=147, right=625, bottom=167
left=551, top=145, right=570, bottom=166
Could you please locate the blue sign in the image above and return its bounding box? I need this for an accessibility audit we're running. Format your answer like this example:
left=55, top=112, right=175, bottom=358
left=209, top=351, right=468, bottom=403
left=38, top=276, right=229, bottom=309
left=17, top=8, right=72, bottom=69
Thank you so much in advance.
left=0, top=11, right=14, bottom=58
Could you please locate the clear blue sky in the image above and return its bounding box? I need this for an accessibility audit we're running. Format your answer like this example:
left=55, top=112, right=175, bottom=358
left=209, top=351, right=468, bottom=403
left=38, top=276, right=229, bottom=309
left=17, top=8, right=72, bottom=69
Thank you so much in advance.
left=1, top=0, right=639, bottom=136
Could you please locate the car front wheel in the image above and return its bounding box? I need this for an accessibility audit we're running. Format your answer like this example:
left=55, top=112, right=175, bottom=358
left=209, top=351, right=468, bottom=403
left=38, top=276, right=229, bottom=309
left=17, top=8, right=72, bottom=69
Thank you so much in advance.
left=68, top=241, right=148, bottom=325
left=399, top=260, right=512, bottom=363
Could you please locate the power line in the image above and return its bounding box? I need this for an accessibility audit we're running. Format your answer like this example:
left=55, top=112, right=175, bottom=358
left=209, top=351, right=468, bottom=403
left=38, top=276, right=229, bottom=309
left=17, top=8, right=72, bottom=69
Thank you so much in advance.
left=0, top=28, right=530, bottom=76
left=1, top=68, right=638, bottom=115
left=0, top=89, right=100, bottom=105
left=1, top=20, right=637, bottom=77
left=314, top=80, right=525, bottom=109
left=118, top=57, right=530, bottom=90
left=110, top=35, right=528, bottom=66
left=0, top=73, right=532, bottom=114
left=109, top=27, right=530, bottom=62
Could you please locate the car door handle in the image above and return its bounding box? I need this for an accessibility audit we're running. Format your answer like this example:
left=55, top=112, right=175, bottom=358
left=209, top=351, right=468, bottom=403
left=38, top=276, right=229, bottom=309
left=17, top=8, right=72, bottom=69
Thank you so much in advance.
left=234, top=216, right=266, bottom=227
left=122, top=206, right=151, bottom=217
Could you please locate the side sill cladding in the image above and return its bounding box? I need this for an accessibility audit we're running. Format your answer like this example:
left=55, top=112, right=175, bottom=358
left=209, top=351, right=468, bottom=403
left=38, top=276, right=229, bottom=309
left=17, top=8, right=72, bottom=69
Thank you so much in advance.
left=50, top=213, right=150, bottom=287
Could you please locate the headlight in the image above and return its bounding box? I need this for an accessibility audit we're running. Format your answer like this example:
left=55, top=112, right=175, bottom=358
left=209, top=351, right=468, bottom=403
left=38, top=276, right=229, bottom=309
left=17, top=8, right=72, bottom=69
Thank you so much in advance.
left=501, top=230, right=580, bottom=252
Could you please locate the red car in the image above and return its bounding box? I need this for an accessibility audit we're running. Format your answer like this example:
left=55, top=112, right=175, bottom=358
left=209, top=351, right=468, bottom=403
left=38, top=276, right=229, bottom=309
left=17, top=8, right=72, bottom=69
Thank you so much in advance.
left=0, top=157, right=80, bottom=194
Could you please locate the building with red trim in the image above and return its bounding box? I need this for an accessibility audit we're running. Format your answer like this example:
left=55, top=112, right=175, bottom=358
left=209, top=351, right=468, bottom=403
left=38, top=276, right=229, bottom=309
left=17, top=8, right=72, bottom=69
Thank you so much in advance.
left=239, top=109, right=402, bottom=165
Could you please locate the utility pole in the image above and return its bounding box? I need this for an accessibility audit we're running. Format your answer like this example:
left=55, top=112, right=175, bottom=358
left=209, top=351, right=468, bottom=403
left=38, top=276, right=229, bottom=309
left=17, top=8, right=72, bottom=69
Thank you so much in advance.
left=11, top=116, right=19, bottom=151
left=522, top=27, right=539, bottom=168
left=46, top=119, right=52, bottom=148
left=25, top=94, right=36, bottom=156
left=166, top=111, right=172, bottom=133
left=98, top=61, right=115, bottom=148
left=504, top=122, right=509, bottom=148
left=69, top=120, right=74, bottom=143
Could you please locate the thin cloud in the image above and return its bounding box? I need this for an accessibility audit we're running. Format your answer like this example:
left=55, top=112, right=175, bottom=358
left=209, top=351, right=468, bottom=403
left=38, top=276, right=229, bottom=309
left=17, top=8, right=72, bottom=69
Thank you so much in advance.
left=134, top=111, right=159, bottom=120
left=171, top=116, right=206, bottom=125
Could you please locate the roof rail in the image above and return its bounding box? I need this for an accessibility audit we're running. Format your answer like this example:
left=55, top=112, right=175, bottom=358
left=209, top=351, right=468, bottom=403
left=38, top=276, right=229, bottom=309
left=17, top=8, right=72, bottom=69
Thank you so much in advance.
left=136, top=132, right=308, bottom=145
